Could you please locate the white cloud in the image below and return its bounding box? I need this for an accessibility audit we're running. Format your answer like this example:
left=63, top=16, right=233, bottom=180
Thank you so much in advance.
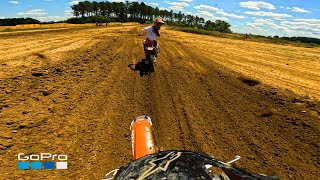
left=194, top=4, right=244, bottom=19
left=291, top=7, right=311, bottom=13
left=9, top=1, right=20, bottom=4
left=109, top=0, right=126, bottom=2
left=68, top=0, right=88, bottom=5
left=245, top=18, right=320, bottom=38
left=279, top=6, right=284, bottom=9
left=178, top=0, right=192, bottom=2
left=36, top=16, right=67, bottom=22
left=69, top=0, right=119, bottom=3
left=294, top=19, right=320, bottom=23
left=280, top=21, right=320, bottom=37
left=240, top=1, right=275, bottom=10
left=0, top=17, right=6, bottom=19
left=194, top=5, right=220, bottom=11
left=216, top=10, right=245, bottom=19
left=246, top=19, right=292, bottom=33
left=184, top=12, right=192, bottom=15
left=64, top=10, right=73, bottom=15
left=31, top=9, right=76, bottom=22
left=197, top=10, right=214, bottom=18
left=196, top=10, right=229, bottom=21
left=17, top=9, right=48, bottom=16
left=159, top=7, right=170, bottom=11
left=168, top=2, right=190, bottom=7
left=281, top=20, right=320, bottom=30
left=169, top=6, right=184, bottom=11
left=244, top=11, right=292, bottom=19
left=148, top=3, right=159, bottom=6
left=167, top=1, right=190, bottom=11
left=69, top=0, right=80, bottom=5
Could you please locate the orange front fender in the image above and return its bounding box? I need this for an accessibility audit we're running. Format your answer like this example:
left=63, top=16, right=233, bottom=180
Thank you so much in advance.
left=130, top=115, right=156, bottom=160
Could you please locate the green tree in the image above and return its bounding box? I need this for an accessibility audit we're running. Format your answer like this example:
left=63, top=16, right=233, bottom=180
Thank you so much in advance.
left=169, top=10, right=174, bottom=21
left=83, top=1, right=92, bottom=16
left=215, top=20, right=231, bottom=33
left=92, top=1, right=99, bottom=16
left=146, top=6, right=153, bottom=21
left=98, top=2, right=106, bottom=16
left=129, top=2, right=139, bottom=19
left=177, top=11, right=183, bottom=22
left=204, top=20, right=217, bottom=31
left=119, top=2, right=127, bottom=21
left=71, top=4, right=80, bottom=17
left=105, top=2, right=112, bottom=17
left=68, top=0, right=234, bottom=34
left=153, top=7, right=159, bottom=19
left=139, top=2, right=147, bottom=19
left=125, top=1, right=132, bottom=19
left=78, top=1, right=86, bottom=17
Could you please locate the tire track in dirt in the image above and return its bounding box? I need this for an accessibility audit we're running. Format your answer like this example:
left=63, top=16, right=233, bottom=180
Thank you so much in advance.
left=0, top=30, right=101, bottom=79
left=0, top=27, right=113, bottom=62
left=153, top=37, right=319, bottom=179
left=0, top=38, right=89, bottom=61
left=0, top=30, right=138, bottom=179
left=157, top=41, right=203, bottom=151
left=200, top=40, right=318, bottom=177
left=63, top=37, right=133, bottom=178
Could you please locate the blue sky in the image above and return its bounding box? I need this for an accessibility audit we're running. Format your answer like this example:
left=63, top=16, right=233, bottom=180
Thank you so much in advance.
left=1, top=0, right=319, bottom=38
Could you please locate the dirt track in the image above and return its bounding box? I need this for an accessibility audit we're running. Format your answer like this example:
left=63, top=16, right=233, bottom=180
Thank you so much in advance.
left=0, top=25, right=319, bottom=179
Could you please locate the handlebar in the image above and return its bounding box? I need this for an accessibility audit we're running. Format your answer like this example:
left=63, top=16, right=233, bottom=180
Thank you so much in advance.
left=103, top=150, right=279, bottom=180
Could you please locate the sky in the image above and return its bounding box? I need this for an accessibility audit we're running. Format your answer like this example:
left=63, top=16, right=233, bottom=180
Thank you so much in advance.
left=0, top=0, right=319, bottom=38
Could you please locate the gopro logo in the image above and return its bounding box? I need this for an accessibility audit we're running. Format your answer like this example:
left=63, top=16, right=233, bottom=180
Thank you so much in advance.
left=17, top=153, right=68, bottom=170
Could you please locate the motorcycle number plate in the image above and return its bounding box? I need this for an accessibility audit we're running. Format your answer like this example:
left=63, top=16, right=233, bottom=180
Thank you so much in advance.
left=147, top=47, right=154, bottom=51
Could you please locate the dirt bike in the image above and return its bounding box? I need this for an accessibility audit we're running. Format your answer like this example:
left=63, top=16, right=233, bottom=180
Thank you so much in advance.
left=144, top=45, right=157, bottom=73
left=103, top=115, right=279, bottom=180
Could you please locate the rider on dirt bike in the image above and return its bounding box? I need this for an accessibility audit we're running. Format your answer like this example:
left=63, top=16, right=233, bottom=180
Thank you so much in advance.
left=138, top=18, right=165, bottom=63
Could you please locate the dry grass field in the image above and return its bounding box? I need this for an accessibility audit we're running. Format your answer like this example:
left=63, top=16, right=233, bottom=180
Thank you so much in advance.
left=0, top=22, right=139, bottom=32
left=0, top=23, right=91, bottom=29
left=0, top=24, right=319, bottom=179
left=163, top=28, right=320, bottom=101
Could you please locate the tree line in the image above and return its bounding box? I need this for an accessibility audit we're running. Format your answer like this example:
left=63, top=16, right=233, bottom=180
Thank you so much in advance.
left=0, top=1, right=318, bottom=44
left=0, top=18, right=40, bottom=26
left=68, top=1, right=232, bottom=33
left=276, top=36, right=320, bottom=45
